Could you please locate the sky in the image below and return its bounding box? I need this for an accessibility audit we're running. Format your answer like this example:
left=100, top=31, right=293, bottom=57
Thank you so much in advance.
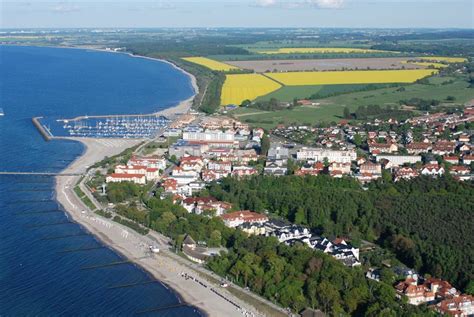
left=1, top=0, right=473, bottom=29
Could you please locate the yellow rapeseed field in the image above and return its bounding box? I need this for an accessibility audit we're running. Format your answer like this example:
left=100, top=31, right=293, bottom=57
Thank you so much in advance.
left=182, top=57, right=239, bottom=71
left=265, top=69, right=437, bottom=86
left=257, top=47, right=393, bottom=54
left=418, top=56, right=467, bottom=63
left=221, top=74, right=282, bottom=105
left=402, top=61, right=448, bottom=69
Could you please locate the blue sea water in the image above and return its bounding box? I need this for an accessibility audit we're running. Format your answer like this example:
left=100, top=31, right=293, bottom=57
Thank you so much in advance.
left=0, top=45, right=200, bottom=316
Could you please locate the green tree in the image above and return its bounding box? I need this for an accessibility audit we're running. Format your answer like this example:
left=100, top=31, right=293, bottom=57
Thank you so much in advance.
left=261, top=134, right=270, bottom=156
left=209, top=229, right=222, bottom=247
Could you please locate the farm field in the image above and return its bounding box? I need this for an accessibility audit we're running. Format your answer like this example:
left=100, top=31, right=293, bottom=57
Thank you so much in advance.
left=265, top=69, right=437, bottom=86
left=403, top=61, right=448, bottom=69
left=221, top=74, right=282, bottom=105
left=418, top=56, right=467, bottom=63
left=182, top=56, right=240, bottom=71
left=255, top=83, right=395, bottom=102
left=257, top=47, right=395, bottom=54
left=226, top=57, right=424, bottom=72
left=231, top=76, right=473, bottom=128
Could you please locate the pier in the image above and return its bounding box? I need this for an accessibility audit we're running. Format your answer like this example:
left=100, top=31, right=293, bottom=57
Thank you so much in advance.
left=32, top=117, right=53, bottom=141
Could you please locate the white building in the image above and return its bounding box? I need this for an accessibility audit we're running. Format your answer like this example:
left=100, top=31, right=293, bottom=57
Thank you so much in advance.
left=376, top=155, right=422, bottom=167
left=296, top=148, right=356, bottom=163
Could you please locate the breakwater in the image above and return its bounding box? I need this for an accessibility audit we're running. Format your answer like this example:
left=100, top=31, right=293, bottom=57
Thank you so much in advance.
left=32, top=117, right=53, bottom=141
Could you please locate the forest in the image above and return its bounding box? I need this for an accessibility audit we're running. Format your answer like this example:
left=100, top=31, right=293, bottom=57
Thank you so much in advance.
left=106, top=188, right=433, bottom=316
left=206, top=175, right=474, bottom=290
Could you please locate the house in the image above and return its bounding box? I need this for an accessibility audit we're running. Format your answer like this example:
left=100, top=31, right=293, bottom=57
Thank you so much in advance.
left=449, top=165, right=471, bottom=181
left=444, top=155, right=459, bottom=164
left=463, top=155, right=474, bottom=165
left=424, top=277, right=459, bottom=299
left=406, top=142, right=431, bottom=155
left=231, top=166, right=258, bottom=178
left=458, top=134, right=470, bottom=143
left=421, top=164, right=445, bottom=176
left=359, top=162, right=382, bottom=175
left=182, top=196, right=232, bottom=216
left=201, top=169, right=229, bottom=182
left=432, top=141, right=456, bottom=155
left=180, top=155, right=205, bottom=171
left=295, top=162, right=324, bottom=176
left=128, top=155, right=166, bottom=170
left=434, top=295, right=474, bottom=316
left=264, top=160, right=287, bottom=176
left=394, top=167, right=419, bottom=181
left=178, top=181, right=206, bottom=196
left=328, top=162, right=351, bottom=175
left=395, top=278, right=435, bottom=305
left=238, top=222, right=266, bottom=236
left=368, top=141, right=398, bottom=154
left=271, top=225, right=311, bottom=242
left=207, top=160, right=232, bottom=173
left=355, top=172, right=381, bottom=183
left=106, top=173, right=146, bottom=185
left=161, top=178, right=178, bottom=193
left=310, top=236, right=360, bottom=267
left=220, top=210, right=268, bottom=227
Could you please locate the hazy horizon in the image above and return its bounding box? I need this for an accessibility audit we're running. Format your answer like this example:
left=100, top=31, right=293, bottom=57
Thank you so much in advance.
left=2, top=0, right=473, bottom=29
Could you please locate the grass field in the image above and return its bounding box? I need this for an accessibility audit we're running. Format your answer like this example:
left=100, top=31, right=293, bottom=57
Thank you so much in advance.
left=221, top=74, right=282, bottom=105
left=265, top=69, right=437, bottom=86
left=255, top=83, right=395, bottom=102
left=231, top=76, right=473, bottom=128
left=257, top=47, right=395, bottom=54
left=182, top=57, right=239, bottom=71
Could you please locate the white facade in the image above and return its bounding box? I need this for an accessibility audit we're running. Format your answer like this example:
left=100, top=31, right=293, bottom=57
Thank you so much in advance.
left=297, top=148, right=356, bottom=163
left=183, top=130, right=235, bottom=142
left=376, top=155, right=422, bottom=167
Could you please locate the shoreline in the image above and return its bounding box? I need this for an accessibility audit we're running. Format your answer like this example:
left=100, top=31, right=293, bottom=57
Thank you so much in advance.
left=43, top=47, right=264, bottom=316
left=54, top=138, right=260, bottom=317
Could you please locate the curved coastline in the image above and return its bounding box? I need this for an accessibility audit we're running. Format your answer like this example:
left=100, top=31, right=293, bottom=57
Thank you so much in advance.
left=49, top=48, right=210, bottom=315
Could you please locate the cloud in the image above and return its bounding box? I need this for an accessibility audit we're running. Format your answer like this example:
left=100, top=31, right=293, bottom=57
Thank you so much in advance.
left=51, top=2, right=81, bottom=13
left=309, top=0, right=345, bottom=9
left=254, top=0, right=278, bottom=7
left=253, top=0, right=345, bottom=9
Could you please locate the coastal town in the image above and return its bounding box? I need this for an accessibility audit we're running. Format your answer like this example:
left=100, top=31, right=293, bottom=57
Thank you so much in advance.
left=77, top=100, right=474, bottom=316
left=2, top=22, right=473, bottom=317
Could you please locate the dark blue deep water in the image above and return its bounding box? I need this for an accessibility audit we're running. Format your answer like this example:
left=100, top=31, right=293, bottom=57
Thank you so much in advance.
left=0, top=45, right=199, bottom=316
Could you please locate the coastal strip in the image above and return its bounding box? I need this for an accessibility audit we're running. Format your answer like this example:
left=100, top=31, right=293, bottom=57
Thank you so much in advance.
left=54, top=138, right=261, bottom=317
left=49, top=52, right=267, bottom=316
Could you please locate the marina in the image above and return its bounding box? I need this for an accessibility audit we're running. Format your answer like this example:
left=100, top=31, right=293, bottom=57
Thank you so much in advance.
left=36, top=114, right=172, bottom=139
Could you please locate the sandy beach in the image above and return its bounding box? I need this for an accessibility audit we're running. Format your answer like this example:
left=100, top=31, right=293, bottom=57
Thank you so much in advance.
left=54, top=138, right=265, bottom=317
left=49, top=48, right=284, bottom=317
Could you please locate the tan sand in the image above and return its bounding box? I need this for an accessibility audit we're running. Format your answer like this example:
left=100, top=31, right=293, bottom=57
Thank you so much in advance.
left=54, top=138, right=267, bottom=317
